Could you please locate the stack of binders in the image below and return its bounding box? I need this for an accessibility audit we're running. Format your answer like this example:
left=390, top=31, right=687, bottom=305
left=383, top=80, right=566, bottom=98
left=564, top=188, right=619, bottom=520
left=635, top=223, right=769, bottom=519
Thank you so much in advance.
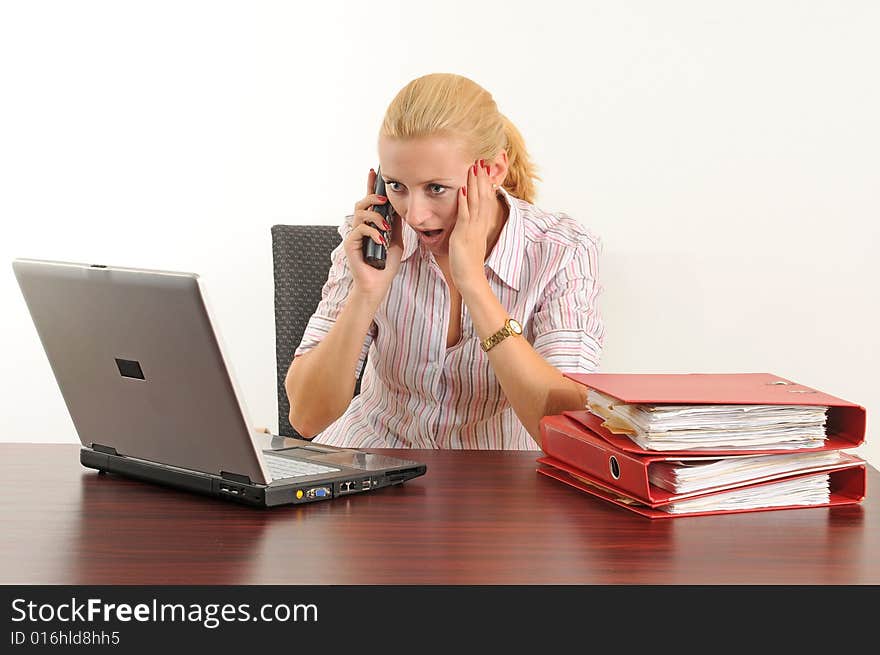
left=537, top=373, right=867, bottom=518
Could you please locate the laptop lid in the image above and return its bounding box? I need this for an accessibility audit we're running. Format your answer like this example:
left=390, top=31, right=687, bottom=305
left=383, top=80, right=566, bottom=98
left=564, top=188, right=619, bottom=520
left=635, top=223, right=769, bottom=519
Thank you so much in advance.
left=13, top=258, right=272, bottom=484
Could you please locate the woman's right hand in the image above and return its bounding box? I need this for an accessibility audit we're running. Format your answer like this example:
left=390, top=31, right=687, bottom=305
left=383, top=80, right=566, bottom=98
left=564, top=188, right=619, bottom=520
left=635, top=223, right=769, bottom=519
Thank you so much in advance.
left=343, top=168, right=404, bottom=301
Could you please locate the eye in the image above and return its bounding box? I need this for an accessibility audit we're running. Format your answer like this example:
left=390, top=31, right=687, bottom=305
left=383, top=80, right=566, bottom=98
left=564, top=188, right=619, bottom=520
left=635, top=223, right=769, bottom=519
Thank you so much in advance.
left=384, top=181, right=447, bottom=196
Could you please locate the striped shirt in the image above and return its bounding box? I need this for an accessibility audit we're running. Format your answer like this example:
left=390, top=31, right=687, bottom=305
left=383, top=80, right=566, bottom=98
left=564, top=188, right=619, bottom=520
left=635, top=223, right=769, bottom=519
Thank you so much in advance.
left=293, top=186, right=606, bottom=450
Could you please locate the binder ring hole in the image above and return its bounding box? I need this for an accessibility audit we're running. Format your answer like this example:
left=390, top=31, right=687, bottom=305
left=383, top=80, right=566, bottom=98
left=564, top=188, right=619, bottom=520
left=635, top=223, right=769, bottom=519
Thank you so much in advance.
left=768, top=380, right=791, bottom=385
left=609, top=456, right=621, bottom=480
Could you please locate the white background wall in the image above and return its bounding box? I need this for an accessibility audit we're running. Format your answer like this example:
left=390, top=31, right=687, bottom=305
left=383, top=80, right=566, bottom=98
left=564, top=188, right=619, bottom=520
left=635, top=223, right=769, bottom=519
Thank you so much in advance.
left=1, top=1, right=877, bottom=465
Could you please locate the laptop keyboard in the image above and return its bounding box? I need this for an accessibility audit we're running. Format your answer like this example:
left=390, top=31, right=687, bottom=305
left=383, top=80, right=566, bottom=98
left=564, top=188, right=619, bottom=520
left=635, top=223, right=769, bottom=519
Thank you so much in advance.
left=263, top=454, right=341, bottom=481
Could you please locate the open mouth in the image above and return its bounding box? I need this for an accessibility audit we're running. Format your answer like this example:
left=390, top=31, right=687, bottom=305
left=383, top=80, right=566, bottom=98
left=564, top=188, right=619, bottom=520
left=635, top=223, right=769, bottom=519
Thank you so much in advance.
left=419, top=229, right=443, bottom=238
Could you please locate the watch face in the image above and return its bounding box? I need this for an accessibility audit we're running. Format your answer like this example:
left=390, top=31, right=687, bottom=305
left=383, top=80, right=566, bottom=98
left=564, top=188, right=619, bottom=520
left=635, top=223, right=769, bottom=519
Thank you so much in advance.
left=508, top=319, right=523, bottom=335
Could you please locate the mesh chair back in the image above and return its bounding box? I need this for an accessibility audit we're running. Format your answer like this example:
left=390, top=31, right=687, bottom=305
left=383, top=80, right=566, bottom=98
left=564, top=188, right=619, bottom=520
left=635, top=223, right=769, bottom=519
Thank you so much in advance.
left=271, top=224, right=364, bottom=437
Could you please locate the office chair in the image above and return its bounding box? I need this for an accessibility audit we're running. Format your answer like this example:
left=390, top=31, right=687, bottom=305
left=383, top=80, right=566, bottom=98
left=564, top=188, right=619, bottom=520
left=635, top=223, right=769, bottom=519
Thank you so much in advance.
left=271, top=224, right=365, bottom=437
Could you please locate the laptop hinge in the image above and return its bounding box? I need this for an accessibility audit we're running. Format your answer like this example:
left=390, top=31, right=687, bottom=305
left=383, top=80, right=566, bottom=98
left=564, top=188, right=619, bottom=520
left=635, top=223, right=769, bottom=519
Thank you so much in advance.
left=221, top=471, right=252, bottom=484
left=91, top=443, right=119, bottom=456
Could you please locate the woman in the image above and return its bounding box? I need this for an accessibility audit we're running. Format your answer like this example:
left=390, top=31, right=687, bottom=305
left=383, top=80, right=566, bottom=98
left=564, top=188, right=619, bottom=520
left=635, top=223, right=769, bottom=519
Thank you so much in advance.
left=286, top=73, right=605, bottom=449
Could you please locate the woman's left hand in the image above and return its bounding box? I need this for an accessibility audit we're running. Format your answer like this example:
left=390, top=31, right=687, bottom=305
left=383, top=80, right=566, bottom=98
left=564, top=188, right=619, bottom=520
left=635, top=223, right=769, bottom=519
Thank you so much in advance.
left=449, top=160, right=494, bottom=293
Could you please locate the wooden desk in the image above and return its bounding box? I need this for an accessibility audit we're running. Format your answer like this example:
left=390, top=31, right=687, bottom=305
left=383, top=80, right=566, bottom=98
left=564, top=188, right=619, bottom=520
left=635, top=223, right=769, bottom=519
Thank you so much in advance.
left=1, top=441, right=877, bottom=584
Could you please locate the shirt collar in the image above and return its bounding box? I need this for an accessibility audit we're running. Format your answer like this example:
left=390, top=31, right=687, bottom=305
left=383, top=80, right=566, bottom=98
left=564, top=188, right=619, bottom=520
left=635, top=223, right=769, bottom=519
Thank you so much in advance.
left=483, top=186, right=524, bottom=291
left=400, top=186, right=525, bottom=292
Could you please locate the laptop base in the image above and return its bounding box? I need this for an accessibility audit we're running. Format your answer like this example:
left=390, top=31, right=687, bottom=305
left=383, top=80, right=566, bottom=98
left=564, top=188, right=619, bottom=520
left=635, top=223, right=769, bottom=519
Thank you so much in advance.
left=81, top=448, right=426, bottom=507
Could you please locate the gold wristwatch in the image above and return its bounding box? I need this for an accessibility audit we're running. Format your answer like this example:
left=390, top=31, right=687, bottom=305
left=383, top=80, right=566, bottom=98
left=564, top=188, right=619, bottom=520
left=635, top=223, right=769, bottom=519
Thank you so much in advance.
left=480, top=318, right=523, bottom=352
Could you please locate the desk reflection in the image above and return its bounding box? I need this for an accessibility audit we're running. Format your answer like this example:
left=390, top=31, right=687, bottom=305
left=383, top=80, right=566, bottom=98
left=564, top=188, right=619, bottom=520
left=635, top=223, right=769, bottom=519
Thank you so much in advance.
left=71, top=467, right=431, bottom=585
left=69, top=471, right=273, bottom=584
left=1, top=443, right=876, bottom=585
left=537, top=476, right=869, bottom=584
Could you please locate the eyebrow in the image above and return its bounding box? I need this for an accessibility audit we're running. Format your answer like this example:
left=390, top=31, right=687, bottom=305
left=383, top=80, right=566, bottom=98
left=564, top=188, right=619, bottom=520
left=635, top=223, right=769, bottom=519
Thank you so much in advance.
left=382, top=175, right=456, bottom=186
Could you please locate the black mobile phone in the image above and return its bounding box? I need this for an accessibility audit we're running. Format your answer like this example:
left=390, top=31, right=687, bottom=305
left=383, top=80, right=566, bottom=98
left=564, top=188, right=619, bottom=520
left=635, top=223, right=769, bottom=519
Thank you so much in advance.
left=362, top=166, right=393, bottom=269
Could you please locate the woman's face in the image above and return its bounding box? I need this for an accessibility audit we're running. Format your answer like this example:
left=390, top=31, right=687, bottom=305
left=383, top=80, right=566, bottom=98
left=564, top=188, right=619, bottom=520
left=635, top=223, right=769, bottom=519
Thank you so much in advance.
left=378, top=134, right=473, bottom=255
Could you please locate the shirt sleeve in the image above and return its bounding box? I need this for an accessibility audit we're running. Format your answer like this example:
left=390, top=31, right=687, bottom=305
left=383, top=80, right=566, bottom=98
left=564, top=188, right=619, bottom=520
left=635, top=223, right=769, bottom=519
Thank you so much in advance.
left=530, top=229, right=606, bottom=373
left=293, top=215, right=376, bottom=380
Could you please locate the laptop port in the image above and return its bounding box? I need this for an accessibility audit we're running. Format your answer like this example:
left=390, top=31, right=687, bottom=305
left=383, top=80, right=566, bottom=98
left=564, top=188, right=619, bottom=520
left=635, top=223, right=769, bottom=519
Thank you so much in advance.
left=361, top=479, right=371, bottom=490
left=306, top=486, right=331, bottom=499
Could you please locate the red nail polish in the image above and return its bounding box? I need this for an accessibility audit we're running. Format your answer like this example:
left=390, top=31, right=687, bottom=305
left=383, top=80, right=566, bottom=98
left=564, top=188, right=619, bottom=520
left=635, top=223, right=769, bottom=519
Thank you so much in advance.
left=462, top=186, right=467, bottom=197
left=484, top=166, right=490, bottom=175
left=472, top=164, right=477, bottom=175
left=479, top=159, right=485, bottom=168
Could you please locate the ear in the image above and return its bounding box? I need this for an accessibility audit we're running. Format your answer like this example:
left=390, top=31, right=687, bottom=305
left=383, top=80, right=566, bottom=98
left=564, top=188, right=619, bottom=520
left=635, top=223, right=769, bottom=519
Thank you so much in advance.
left=490, top=149, right=510, bottom=186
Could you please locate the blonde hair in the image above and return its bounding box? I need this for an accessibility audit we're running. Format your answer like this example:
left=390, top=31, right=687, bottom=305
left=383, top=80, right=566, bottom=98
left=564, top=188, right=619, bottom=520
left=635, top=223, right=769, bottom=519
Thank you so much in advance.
left=380, top=73, right=541, bottom=204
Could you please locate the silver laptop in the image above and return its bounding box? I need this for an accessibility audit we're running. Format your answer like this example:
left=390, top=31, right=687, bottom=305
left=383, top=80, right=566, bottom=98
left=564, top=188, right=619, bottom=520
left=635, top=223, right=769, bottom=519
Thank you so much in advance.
left=12, top=258, right=426, bottom=506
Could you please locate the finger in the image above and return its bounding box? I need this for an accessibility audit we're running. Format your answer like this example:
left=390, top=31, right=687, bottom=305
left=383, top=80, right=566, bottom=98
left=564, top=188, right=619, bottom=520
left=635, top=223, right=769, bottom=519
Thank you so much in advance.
left=466, top=160, right=480, bottom=218
left=354, top=193, right=389, bottom=212
left=354, top=208, right=392, bottom=230
left=367, top=168, right=376, bottom=195
left=348, top=222, right=389, bottom=247
left=476, top=158, right=491, bottom=201
left=457, top=174, right=471, bottom=224
left=479, top=159, right=493, bottom=199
